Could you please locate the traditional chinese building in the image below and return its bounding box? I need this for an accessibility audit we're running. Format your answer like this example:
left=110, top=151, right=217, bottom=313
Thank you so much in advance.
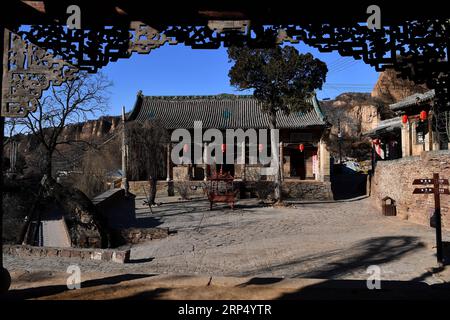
left=126, top=91, right=331, bottom=184
left=367, top=89, right=449, bottom=160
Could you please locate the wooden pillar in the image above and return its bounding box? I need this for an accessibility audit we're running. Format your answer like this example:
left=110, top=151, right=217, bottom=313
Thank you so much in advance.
left=166, top=143, right=172, bottom=181
left=241, top=140, right=246, bottom=181
left=279, top=142, right=284, bottom=181
left=121, top=106, right=129, bottom=194
left=319, top=138, right=330, bottom=182
left=408, top=120, right=413, bottom=156
left=428, top=112, right=433, bottom=151
left=401, top=119, right=409, bottom=157
left=203, top=142, right=208, bottom=181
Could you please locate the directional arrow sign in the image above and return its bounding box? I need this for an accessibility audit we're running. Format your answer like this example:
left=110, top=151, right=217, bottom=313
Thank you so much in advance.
left=413, top=178, right=449, bottom=185
left=413, top=187, right=434, bottom=194
left=413, top=179, right=434, bottom=185
left=413, top=173, right=448, bottom=266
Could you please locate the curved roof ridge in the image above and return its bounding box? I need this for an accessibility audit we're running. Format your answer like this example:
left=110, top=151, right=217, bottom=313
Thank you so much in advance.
left=127, top=91, right=327, bottom=129
left=143, top=94, right=255, bottom=101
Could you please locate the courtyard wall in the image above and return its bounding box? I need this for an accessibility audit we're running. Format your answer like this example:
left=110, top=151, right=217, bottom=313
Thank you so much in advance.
left=128, top=180, right=332, bottom=201
left=371, top=151, right=450, bottom=229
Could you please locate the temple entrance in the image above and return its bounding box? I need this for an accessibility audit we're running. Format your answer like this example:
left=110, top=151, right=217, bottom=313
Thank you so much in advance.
left=290, top=150, right=306, bottom=179
left=216, top=163, right=235, bottom=177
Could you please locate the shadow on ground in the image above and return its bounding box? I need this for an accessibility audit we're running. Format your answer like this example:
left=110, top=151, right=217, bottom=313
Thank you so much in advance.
left=240, top=236, right=426, bottom=279
left=111, top=278, right=450, bottom=300
left=277, top=279, right=450, bottom=300
left=1, top=274, right=154, bottom=300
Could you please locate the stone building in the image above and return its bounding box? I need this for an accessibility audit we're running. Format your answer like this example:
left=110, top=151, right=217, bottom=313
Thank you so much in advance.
left=368, top=89, right=450, bottom=229
left=367, top=89, right=449, bottom=160
left=126, top=92, right=333, bottom=199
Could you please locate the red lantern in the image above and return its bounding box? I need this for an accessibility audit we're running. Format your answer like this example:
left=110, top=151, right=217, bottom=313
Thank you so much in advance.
left=402, top=115, right=408, bottom=124
left=258, top=143, right=264, bottom=152
left=419, top=110, right=428, bottom=122
left=221, top=143, right=226, bottom=153
left=298, top=144, right=304, bottom=152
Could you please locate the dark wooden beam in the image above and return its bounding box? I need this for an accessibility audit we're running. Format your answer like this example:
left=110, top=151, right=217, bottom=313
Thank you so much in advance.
left=3, top=0, right=449, bottom=28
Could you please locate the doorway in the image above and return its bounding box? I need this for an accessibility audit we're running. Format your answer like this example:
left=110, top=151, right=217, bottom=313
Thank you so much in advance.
left=290, top=150, right=306, bottom=179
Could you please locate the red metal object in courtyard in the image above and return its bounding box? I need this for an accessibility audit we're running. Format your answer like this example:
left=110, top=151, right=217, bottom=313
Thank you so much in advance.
left=203, top=171, right=238, bottom=211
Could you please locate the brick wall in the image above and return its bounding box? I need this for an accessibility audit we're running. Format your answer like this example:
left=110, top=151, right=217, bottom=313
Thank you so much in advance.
left=371, top=151, right=450, bottom=229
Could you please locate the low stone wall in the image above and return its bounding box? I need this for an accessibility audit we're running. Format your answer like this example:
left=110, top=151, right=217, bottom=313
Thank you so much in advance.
left=128, top=180, right=332, bottom=201
left=236, top=180, right=332, bottom=200
left=282, top=181, right=333, bottom=200
left=128, top=180, right=205, bottom=197
left=118, top=227, right=169, bottom=244
left=3, top=245, right=130, bottom=263
left=371, top=151, right=450, bottom=229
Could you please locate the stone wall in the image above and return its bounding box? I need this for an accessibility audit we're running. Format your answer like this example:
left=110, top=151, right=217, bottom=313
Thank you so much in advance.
left=118, top=227, right=169, bottom=244
left=128, top=180, right=205, bottom=197
left=3, top=245, right=130, bottom=263
left=128, top=180, right=332, bottom=201
left=282, top=181, right=333, bottom=200
left=371, top=151, right=450, bottom=229
left=241, top=180, right=332, bottom=200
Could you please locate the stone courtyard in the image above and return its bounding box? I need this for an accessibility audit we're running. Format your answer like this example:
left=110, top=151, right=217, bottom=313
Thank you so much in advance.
left=4, top=196, right=450, bottom=286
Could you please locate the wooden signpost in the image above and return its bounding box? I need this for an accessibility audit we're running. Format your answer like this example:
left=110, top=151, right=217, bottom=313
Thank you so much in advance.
left=413, top=173, right=449, bottom=265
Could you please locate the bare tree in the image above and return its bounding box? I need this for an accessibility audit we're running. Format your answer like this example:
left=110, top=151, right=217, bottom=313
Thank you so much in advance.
left=15, top=72, right=111, bottom=177
left=126, top=120, right=168, bottom=205
left=72, top=135, right=121, bottom=198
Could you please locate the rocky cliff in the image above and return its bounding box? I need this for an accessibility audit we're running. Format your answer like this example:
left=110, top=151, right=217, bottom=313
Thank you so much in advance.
left=321, top=69, right=430, bottom=138
left=5, top=116, right=121, bottom=176
left=321, top=93, right=380, bottom=138
left=319, top=70, right=429, bottom=160
left=371, top=69, right=429, bottom=104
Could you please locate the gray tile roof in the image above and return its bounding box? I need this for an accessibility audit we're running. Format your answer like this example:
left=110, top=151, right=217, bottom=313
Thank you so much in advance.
left=365, top=117, right=402, bottom=136
left=390, top=90, right=435, bottom=111
left=127, top=94, right=326, bottom=129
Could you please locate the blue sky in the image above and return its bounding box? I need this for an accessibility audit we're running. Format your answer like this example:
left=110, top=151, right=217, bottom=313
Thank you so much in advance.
left=103, top=42, right=379, bottom=116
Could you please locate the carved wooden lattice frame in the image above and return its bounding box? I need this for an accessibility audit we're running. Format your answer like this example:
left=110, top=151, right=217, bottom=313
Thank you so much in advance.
left=1, top=29, right=78, bottom=117
left=3, top=19, right=450, bottom=117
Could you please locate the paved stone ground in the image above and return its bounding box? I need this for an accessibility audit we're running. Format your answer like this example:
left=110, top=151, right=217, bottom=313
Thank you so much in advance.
left=4, top=197, right=450, bottom=284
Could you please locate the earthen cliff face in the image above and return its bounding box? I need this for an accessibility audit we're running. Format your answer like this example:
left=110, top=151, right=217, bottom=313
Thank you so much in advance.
left=58, top=116, right=121, bottom=143
left=321, top=69, right=430, bottom=138
left=371, top=69, right=429, bottom=104
left=6, top=116, right=121, bottom=175
left=321, top=93, right=379, bottom=137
